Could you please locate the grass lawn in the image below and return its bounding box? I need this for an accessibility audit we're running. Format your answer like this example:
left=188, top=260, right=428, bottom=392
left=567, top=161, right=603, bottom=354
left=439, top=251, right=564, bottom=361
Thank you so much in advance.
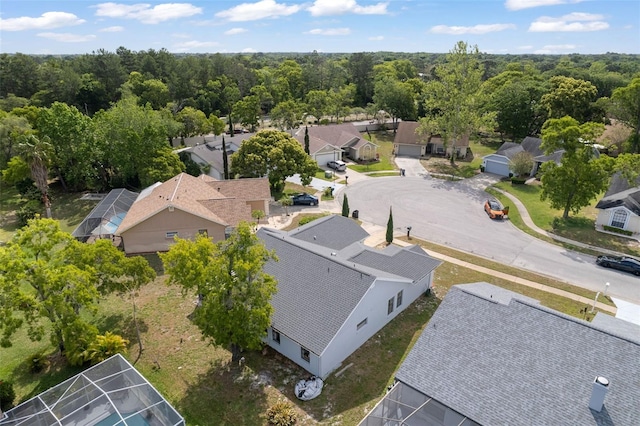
left=349, top=131, right=395, bottom=173
left=420, top=139, right=501, bottom=179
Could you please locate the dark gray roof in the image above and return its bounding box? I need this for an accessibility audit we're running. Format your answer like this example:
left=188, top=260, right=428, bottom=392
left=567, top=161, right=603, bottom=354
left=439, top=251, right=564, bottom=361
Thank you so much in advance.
left=259, top=228, right=376, bottom=355
left=495, top=142, right=522, bottom=158
left=395, top=283, right=640, bottom=425
left=596, top=190, right=640, bottom=215
left=348, top=244, right=441, bottom=282
left=290, top=215, right=370, bottom=250
left=521, top=136, right=544, bottom=157
left=534, top=149, right=565, bottom=165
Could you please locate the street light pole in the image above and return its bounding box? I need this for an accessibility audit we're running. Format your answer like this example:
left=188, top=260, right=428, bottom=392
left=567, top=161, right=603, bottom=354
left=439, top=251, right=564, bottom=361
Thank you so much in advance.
left=604, top=282, right=610, bottom=297
left=590, top=291, right=601, bottom=314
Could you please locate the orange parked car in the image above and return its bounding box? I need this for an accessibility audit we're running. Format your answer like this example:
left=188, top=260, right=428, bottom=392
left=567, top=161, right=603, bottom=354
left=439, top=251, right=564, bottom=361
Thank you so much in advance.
left=484, top=199, right=507, bottom=219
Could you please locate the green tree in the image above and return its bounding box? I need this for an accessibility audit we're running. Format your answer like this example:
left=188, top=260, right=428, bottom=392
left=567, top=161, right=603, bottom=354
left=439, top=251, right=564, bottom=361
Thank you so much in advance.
left=0, top=219, right=155, bottom=358
left=0, top=112, right=31, bottom=170
left=231, top=130, right=317, bottom=193
left=305, top=90, right=330, bottom=123
left=509, top=151, right=534, bottom=177
left=209, top=114, right=226, bottom=136
left=233, top=95, right=261, bottom=132
left=270, top=100, right=306, bottom=132
left=609, top=76, right=640, bottom=153
left=160, top=222, right=277, bottom=362
left=222, top=136, right=230, bottom=179
left=280, top=197, right=292, bottom=216
left=342, top=193, right=350, bottom=217
left=373, top=78, right=416, bottom=132
left=139, top=147, right=185, bottom=187
left=386, top=206, right=394, bottom=245
left=539, top=117, right=608, bottom=219
left=17, top=133, right=53, bottom=218
left=418, top=41, right=495, bottom=164
left=176, top=107, right=210, bottom=138
left=304, top=126, right=310, bottom=155
left=540, top=76, right=598, bottom=123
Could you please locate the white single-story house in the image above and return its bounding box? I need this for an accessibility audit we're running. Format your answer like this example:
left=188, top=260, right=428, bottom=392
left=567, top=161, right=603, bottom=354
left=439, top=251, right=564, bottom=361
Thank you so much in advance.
left=360, top=282, right=640, bottom=425
left=257, top=215, right=441, bottom=379
left=116, top=173, right=271, bottom=254
left=482, top=136, right=571, bottom=177
left=294, top=123, right=378, bottom=166
left=595, top=173, right=640, bottom=240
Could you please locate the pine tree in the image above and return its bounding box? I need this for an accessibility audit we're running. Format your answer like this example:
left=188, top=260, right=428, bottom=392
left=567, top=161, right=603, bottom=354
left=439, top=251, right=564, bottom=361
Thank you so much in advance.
left=386, top=206, right=394, bottom=245
left=342, top=193, right=350, bottom=217
left=304, top=126, right=310, bottom=155
left=222, top=136, right=229, bottom=180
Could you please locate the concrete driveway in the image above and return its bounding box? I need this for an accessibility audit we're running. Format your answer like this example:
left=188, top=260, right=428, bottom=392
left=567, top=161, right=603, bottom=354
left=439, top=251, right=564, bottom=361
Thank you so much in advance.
left=343, top=176, right=640, bottom=304
left=394, top=156, right=429, bottom=178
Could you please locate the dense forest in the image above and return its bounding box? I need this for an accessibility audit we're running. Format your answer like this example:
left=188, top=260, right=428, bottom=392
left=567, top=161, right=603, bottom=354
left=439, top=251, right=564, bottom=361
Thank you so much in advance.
left=1, top=47, right=639, bottom=199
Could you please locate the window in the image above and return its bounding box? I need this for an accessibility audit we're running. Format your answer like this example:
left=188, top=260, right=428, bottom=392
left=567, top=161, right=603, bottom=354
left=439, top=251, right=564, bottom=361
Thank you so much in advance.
left=357, top=318, right=368, bottom=330
left=397, top=290, right=403, bottom=308
left=301, top=347, right=310, bottom=362
left=388, top=297, right=395, bottom=315
left=165, top=231, right=178, bottom=239
left=198, top=229, right=208, bottom=236
left=272, top=329, right=280, bottom=344
left=611, top=210, right=628, bottom=229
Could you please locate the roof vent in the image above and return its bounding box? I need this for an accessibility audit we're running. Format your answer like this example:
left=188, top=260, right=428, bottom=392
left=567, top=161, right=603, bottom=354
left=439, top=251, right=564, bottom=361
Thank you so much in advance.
left=589, top=376, right=609, bottom=412
left=168, top=206, right=174, bottom=212
left=331, top=252, right=336, bottom=256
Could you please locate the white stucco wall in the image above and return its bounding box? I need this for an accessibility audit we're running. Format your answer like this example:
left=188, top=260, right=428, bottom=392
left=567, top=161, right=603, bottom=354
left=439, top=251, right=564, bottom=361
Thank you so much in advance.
left=267, top=327, right=320, bottom=376
left=596, top=207, right=640, bottom=234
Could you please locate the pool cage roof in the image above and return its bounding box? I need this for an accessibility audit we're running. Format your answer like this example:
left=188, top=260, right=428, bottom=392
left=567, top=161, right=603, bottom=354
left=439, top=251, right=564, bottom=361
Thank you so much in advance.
left=72, top=189, right=139, bottom=242
left=359, top=382, right=480, bottom=426
left=0, top=354, right=184, bottom=426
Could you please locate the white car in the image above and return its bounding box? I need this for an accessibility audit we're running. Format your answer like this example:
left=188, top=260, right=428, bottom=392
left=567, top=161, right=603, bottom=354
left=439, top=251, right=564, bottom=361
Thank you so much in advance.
left=327, top=160, right=346, bottom=171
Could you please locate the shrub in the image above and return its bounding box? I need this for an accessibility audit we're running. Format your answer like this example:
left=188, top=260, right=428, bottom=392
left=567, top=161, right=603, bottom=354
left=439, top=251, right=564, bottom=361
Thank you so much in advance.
left=15, top=201, right=41, bottom=227
left=266, top=401, right=297, bottom=426
left=511, top=177, right=527, bottom=185
left=0, top=379, right=16, bottom=411
left=603, top=225, right=633, bottom=236
left=85, top=332, right=129, bottom=365
left=298, top=214, right=327, bottom=226
left=29, top=352, right=50, bottom=373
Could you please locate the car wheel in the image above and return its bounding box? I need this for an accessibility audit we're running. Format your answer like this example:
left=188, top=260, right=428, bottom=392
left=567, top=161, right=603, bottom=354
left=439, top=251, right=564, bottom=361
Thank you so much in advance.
left=312, top=201, right=317, bottom=206
left=603, top=262, right=610, bottom=268
left=634, top=271, right=640, bottom=276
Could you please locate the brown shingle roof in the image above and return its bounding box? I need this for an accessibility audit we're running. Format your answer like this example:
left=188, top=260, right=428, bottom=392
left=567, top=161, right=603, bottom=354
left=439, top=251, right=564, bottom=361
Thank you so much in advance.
left=117, top=173, right=267, bottom=234
left=207, top=177, right=271, bottom=201
left=394, top=121, right=423, bottom=145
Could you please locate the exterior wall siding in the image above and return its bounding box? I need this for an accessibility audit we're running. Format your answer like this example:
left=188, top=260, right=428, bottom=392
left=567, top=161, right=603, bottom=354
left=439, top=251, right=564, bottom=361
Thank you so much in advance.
left=267, top=328, right=320, bottom=377
left=121, top=209, right=226, bottom=254
left=317, top=275, right=431, bottom=378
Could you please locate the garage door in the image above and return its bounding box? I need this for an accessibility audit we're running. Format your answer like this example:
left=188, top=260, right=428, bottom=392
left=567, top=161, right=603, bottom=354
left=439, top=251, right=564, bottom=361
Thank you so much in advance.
left=397, top=144, right=422, bottom=157
left=315, top=153, right=338, bottom=166
left=484, top=159, right=510, bottom=176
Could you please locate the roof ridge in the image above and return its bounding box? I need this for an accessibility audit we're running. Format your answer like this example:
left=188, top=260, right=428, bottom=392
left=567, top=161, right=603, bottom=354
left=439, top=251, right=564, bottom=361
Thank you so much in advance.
left=169, top=173, right=184, bottom=202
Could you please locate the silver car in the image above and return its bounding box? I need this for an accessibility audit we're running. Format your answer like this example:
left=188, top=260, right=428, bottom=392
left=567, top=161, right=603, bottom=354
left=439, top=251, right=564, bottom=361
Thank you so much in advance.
left=327, top=160, right=346, bottom=171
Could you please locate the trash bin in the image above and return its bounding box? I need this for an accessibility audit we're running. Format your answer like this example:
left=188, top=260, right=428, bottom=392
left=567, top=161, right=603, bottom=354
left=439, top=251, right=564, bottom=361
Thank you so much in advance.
left=324, top=170, right=333, bottom=178
left=352, top=210, right=359, bottom=219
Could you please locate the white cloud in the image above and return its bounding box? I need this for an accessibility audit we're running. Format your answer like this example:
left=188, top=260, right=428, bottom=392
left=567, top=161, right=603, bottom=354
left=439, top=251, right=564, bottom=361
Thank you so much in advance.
left=99, top=26, right=124, bottom=32
left=534, top=44, right=577, bottom=53
left=242, top=47, right=258, bottom=53
left=504, top=0, right=583, bottom=11
left=94, top=2, right=202, bottom=24
left=37, top=32, right=96, bottom=42
left=306, top=27, right=351, bottom=35
left=215, top=0, right=301, bottom=22
left=0, top=12, right=85, bottom=31
left=173, top=40, right=219, bottom=51
left=225, top=27, right=248, bottom=35
left=430, top=23, right=516, bottom=35
left=529, top=13, right=609, bottom=32
left=308, top=0, right=389, bottom=16
left=518, top=45, right=534, bottom=50
left=369, top=35, right=384, bottom=41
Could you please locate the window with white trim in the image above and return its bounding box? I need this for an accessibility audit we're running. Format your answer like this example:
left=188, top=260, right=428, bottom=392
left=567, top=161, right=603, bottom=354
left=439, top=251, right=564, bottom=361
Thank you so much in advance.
left=357, top=318, right=368, bottom=330
left=166, top=231, right=178, bottom=239
left=397, top=290, right=403, bottom=308
left=611, top=210, right=628, bottom=229
left=301, top=347, right=310, bottom=362
left=388, top=297, right=395, bottom=315
left=272, top=329, right=280, bottom=344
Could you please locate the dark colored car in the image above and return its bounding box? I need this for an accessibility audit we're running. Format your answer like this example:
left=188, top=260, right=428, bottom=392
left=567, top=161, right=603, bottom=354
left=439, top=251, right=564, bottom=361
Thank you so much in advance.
left=596, top=255, right=640, bottom=276
left=291, top=193, right=319, bottom=206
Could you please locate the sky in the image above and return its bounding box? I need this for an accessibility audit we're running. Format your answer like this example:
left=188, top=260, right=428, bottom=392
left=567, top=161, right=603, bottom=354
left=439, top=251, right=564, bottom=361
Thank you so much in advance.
left=0, top=0, right=638, bottom=55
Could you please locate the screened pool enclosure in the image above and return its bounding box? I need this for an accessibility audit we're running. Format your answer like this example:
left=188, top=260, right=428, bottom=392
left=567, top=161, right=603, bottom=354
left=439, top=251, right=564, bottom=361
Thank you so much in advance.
left=72, top=189, right=138, bottom=242
left=0, top=354, right=184, bottom=426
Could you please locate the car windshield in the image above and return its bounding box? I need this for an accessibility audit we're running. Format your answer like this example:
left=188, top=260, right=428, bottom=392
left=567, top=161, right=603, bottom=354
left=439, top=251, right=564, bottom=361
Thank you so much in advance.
left=489, top=201, right=502, bottom=210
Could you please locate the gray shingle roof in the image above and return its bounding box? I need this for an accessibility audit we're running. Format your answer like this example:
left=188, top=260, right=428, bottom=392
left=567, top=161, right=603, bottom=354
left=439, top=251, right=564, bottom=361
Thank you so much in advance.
left=290, top=215, right=370, bottom=250
left=395, top=283, right=640, bottom=425
left=348, top=244, right=441, bottom=282
left=258, top=228, right=376, bottom=355
left=521, top=136, right=544, bottom=157
left=596, top=173, right=640, bottom=215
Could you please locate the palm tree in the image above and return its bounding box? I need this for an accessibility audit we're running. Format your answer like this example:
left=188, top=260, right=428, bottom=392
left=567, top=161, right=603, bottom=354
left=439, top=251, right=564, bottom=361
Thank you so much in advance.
left=18, top=134, right=53, bottom=218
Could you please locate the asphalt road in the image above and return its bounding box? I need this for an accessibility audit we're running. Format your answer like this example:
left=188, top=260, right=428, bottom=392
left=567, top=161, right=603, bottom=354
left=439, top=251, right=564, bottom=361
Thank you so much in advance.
left=344, top=176, right=640, bottom=304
